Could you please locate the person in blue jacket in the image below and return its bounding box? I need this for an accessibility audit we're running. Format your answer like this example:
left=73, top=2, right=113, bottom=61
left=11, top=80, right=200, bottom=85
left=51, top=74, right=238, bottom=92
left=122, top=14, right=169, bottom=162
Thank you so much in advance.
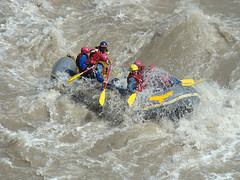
left=95, top=54, right=110, bottom=84
left=127, top=64, right=143, bottom=94
left=76, top=47, right=95, bottom=78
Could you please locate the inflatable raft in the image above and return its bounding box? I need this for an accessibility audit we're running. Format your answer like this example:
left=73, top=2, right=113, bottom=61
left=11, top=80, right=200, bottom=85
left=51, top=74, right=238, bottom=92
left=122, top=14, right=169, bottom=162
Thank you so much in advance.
left=103, top=78, right=200, bottom=120
left=51, top=55, right=201, bottom=121
left=139, top=85, right=200, bottom=119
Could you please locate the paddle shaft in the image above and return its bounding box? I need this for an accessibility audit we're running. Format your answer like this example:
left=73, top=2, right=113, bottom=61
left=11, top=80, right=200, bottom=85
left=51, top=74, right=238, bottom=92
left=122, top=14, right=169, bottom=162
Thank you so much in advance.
left=104, top=61, right=112, bottom=89
left=135, top=73, right=151, bottom=94
left=80, top=66, right=94, bottom=77
left=68, top=66, right=94, bottom=83
left=99, top=61, right=112, bottom=106
left=190, top=79, right=206, bottom=86
left=127, top=73, right=152, bottom=106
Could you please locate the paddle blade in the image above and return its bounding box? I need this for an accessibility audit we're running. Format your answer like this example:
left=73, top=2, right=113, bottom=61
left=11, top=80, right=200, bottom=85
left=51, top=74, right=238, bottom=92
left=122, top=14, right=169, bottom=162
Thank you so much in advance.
left=99, top=89, right=106, bottom=106
left=180, top=79, right=194, bottom=86
left=68, top=72, right=83, bottom=83
left=128, top=93, right=137, bottom=106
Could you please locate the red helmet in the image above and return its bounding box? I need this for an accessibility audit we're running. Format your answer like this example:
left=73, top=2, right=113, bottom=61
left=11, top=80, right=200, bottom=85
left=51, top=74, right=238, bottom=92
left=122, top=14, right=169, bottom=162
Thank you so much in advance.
left=134, top=60, right=142, bottom=67
left=149, top=64, right=156, bottom=69
left=81, top=47, right=90, bottom=54
left=100, top=54, right=109, bottom=61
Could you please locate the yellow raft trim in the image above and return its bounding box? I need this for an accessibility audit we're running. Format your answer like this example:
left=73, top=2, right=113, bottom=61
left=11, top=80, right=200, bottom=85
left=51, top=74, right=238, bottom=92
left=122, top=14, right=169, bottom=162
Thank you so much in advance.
left=141, top=93, right=200, bottom=111
left=149, top=90, right=173, bottom=103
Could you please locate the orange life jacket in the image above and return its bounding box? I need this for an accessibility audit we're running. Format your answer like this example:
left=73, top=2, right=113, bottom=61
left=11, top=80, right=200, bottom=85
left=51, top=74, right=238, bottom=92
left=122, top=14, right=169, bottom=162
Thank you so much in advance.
left=94, top=61, right=108, bottom=78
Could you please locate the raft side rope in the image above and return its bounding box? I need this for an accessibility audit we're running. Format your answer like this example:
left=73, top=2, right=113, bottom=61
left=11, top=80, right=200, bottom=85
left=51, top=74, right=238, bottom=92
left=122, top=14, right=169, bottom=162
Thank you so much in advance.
left=66, top=53, right=78, bottom=72
left=141, top=93, right=200, bottom=111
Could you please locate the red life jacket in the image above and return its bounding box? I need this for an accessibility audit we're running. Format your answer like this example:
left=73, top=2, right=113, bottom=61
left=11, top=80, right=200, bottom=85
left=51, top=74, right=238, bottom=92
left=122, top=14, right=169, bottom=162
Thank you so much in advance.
left=127, top=72, right=143, bottom=90
left=90, top=47, right=108, bottom=65
left=90, top=49, right=101, bottom=65
left=76, top=53, right=91, bottom=72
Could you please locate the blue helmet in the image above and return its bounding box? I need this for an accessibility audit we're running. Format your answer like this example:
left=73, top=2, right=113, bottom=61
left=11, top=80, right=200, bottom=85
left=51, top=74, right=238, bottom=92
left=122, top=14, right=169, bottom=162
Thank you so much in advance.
left=100, top=41, right=108, bottom=47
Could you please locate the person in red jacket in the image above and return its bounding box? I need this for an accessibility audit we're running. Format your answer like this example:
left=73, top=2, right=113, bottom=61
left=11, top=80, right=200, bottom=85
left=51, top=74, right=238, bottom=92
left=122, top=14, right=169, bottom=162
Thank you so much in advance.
left=127, top=64, right=143, bottom=94
left=134, top=60, right=146, bottom=75
left=90, top=41, right=108, bottom=65
left=144, top=64, right=172, bottom=90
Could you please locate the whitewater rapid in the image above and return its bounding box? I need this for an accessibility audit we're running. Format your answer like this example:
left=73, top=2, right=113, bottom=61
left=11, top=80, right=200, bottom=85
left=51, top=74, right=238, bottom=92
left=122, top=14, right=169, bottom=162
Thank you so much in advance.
left=1, top=0, right=240, bottom=179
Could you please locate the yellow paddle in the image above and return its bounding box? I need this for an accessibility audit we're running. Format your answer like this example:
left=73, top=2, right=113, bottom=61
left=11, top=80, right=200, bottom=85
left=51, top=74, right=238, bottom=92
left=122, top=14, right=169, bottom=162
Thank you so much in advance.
left=68, top=66, right=94, bottom=83
left=180, top=79, right=205, bottom=86
left=147, top=79, right=205, bottom=103
left=128, top=93, right=137, bottom=106
left=190, top=79, right=206, bottom=86
left=99, top=61, right=112, bottom=106
left=180, top=79, right=194, bottom=86
left=128, top=73, right=151, bottom=106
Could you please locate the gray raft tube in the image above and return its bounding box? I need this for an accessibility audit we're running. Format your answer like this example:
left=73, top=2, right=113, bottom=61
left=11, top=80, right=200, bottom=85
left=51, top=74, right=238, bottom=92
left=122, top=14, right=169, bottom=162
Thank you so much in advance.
left=51, top=56, right=78, bottom=79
